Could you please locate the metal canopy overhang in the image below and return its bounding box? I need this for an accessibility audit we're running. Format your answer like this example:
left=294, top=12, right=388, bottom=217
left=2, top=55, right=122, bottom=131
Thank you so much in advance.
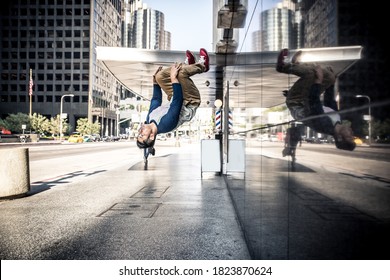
left=96, top=46, right=363, bottom=109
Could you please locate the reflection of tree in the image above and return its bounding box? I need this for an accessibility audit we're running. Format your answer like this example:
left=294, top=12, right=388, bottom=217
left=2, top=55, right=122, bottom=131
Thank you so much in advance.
left=372, top=118, right=390, bottom=141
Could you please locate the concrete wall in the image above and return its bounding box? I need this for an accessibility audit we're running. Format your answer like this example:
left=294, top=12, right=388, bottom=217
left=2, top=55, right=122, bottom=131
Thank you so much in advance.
left=0, top=148, right=30, bottom=199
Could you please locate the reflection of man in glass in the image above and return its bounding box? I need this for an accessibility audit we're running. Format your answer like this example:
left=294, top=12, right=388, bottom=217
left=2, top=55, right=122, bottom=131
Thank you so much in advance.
left=283, top=124, right=302, bottom=160
left=277, top=49, right=355, bottom=151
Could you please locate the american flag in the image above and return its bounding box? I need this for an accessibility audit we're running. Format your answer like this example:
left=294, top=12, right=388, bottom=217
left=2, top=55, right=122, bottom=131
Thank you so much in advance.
left=29, top=75, right=33, bottom=96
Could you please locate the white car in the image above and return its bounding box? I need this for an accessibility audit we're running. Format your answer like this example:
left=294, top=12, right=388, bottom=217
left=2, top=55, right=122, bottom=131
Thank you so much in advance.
left=156, top=134, right=167, bottom=141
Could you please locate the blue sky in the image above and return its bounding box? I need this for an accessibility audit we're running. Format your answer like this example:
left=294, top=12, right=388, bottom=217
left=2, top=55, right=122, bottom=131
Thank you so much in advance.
left=143, top=0, right=280, bottom=52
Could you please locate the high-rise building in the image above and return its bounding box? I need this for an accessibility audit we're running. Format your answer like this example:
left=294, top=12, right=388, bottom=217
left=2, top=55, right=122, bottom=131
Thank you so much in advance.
left=124, top=1, right=171, bottom=50
left=252, top=0, right=298, bottom=51
left=300, top=0, right=389, bottom=125
left=0, top=0, right=123, bottom=136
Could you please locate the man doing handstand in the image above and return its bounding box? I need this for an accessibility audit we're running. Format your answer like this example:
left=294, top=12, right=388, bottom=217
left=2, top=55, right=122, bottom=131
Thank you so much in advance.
left=136, top=48, right=210, bottom=154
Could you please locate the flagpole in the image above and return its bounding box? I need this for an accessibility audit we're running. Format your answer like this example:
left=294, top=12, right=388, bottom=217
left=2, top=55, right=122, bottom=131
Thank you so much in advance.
left=29, top=68, right=32, bottom=116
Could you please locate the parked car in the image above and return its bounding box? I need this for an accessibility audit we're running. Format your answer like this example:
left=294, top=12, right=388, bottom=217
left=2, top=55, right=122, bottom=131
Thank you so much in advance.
left=83, top=135, right=93, bottom=142
left=91, top=134, right=101, bottom=142
left=354, top=137, right=363, bottom=145
left=156, top=134, right=167, bottom=141
left=68, top=133, right=83, bottom=143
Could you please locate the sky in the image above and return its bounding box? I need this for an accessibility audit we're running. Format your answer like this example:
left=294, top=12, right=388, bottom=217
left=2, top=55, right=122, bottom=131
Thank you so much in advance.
left=142, top=0, right=280, bottom=52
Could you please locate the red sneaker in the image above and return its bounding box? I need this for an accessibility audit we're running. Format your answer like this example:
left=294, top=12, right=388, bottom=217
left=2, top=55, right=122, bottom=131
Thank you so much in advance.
left=276, top=48, right=288, bottom=72
left=185, top=50, right=195, bottom=65
left=199, top=48, right=209, bottom=72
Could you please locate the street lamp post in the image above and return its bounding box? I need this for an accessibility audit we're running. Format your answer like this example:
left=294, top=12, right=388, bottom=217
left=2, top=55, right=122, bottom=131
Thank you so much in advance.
left=59, top=94, right=74, bottom=142
left=355, top=95, right=371, bottom=146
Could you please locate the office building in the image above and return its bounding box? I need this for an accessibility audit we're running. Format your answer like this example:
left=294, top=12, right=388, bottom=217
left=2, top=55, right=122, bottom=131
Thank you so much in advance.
left=0, top=0, right=123, bottom=136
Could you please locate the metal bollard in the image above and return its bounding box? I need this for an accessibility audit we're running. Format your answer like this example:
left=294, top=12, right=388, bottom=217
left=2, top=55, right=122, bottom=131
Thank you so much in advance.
left=0, top=148, right=30, bottom=199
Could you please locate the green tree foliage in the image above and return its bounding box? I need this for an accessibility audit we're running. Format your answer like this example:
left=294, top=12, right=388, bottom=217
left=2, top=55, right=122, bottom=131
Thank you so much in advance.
left=47, top=115, right=69, bottom=137
left=75, top=118, right=100, bottom=135
left=30, top=113, right=50, bottom=135
left=3, top=113, right=30, bottom=133
left=372, top=118, right=390, bottom=140
left=0, top=118, right=9, bottom=130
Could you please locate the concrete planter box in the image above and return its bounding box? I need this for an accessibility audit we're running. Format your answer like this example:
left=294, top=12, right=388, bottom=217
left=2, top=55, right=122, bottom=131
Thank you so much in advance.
left=0, top=148, right=30, bottom=199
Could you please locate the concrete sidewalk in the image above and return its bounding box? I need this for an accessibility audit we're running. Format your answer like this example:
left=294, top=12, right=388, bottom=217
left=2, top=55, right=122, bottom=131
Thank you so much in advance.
left=0, top=143, right=250, bottom=260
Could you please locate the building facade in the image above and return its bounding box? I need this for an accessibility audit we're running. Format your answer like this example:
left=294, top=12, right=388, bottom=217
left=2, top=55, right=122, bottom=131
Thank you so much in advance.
left=300, top=0, right=389, bottom=131
left=252, top=0, right=298, bottom=51
left=125, top=1, right=170, bottom=50
left=0, top=0, right=123, bottom=136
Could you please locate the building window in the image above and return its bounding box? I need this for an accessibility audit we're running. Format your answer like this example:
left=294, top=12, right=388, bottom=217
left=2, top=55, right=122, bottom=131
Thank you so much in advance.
left=73, top=95, right=80, bottom=102
left=0, top=95, right=8, bottom=102
left=64, top=73, right=71, bottom=80
left=20, top=95, right=26, bottom=102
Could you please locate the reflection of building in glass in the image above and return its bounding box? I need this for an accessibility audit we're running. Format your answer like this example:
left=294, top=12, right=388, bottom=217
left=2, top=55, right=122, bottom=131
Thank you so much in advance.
left=301, top=0, right=388, bottom=127
left=0, top=0, right=123, bottom=136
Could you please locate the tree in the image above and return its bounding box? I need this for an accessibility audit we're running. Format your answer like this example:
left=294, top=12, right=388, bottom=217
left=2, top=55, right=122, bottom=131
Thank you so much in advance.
left=47, top=115, right=69, bottom=138
left=3, top=113, right=30, bottom=133
left=75, top=118, right=100, bottom=135
left=372, top=118, right=390, bottom=141
left=30, top=113, right=49, bottom=135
